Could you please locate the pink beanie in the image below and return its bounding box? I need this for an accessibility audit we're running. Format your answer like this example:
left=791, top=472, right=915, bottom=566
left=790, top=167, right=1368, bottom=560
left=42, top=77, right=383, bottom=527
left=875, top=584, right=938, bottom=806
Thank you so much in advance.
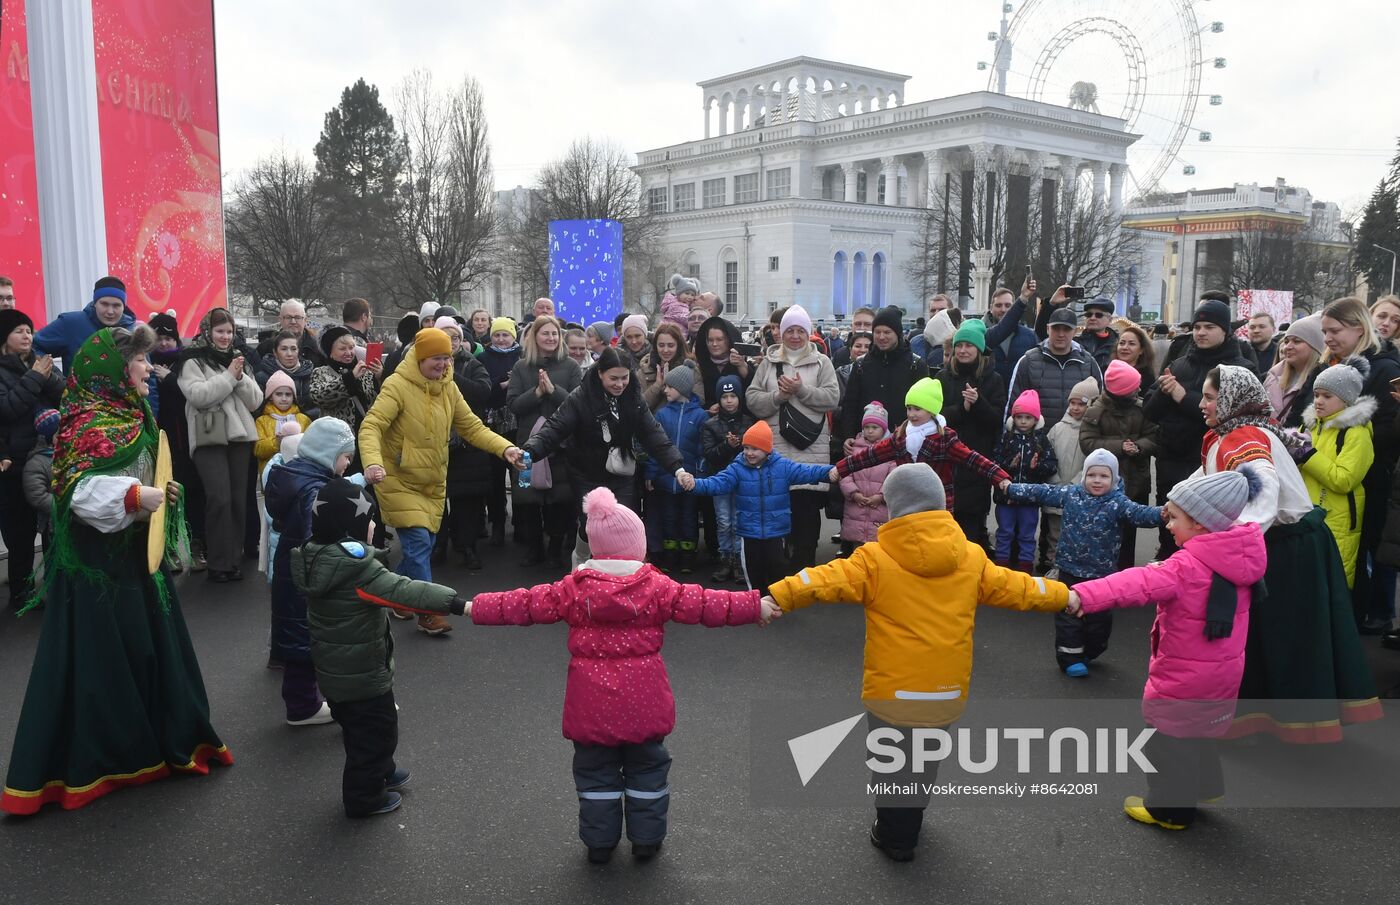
left=276, top=419, right=303, bottom=438
left=620, top=314, right=649, bottom=337
left=779, top=305, right=813, bottom=337
left=1011, top=389, right=1042, bottom=420
left=1104, top=359, right=1142, bottom=398
left=264, top=369, right=295, bottom=401
left=582, top=486, right=647, bottom=562
left=861, top=401, right=889, bottom=431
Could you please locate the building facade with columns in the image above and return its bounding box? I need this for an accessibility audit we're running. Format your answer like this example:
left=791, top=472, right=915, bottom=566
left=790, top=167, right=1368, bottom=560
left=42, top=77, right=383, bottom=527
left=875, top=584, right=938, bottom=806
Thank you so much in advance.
left=1123, top=178, right=1352, bottom=324
left=633, top=57, right=1137, bottom=325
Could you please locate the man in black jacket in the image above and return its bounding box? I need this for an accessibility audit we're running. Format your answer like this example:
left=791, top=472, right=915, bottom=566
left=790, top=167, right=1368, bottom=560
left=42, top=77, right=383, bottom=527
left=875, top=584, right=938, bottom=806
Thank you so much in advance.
left=837, top=306, right=929, bottom=452
left=1077, top=298, right=1119, bottom=372
left=1245, top=312, right=1280, bottom=376
left=1143, top=296, right=1253, bottom=558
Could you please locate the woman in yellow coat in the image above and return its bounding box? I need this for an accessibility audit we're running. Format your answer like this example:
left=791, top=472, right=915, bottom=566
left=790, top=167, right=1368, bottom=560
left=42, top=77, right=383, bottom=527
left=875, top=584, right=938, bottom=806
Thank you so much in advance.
left=764, top=463, right=1069, bottom=861
left=359, top=329, right=525, bottom=634
left=1296, top=359, right=1376, bottom=587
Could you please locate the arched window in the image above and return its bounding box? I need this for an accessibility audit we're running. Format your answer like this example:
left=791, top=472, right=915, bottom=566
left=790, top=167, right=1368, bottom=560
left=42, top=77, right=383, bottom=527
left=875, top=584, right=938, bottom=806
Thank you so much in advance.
left=832, top=252, right=848, bottom=316
left=872, top=253, right=886, bottom=308
left=852, top=252, right=867, bottom=308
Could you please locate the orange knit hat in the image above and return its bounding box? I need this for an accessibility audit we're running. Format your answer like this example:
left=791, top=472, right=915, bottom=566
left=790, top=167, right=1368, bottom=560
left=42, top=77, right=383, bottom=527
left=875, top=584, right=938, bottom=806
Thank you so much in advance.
left=742, top=419, right=773, bottom=453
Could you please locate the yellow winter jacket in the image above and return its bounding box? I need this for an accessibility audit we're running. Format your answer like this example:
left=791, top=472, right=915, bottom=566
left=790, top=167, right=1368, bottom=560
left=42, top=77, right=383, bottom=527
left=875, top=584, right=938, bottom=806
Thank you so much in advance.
left=254, top=405, right=311, bottom=472
left=1301, top=397, right=1376, bottom=587
left=769, top=509, right=1068, bottom=727
left=358, top=346, right=512, bottom=531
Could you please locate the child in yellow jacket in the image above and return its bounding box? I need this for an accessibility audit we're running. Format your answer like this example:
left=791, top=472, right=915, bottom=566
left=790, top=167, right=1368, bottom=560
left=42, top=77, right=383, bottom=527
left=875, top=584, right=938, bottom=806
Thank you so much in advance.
left=763, top=462, right=1070, bottom=862
left=1293, top=358, right=1376, bottom=587
left=255, top=371, right=312, bottom=472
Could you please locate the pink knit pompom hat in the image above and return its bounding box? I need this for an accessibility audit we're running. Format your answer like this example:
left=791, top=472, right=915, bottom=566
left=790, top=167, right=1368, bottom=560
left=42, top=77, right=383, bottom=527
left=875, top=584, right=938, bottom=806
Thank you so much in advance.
left=582, top=486, right=647, bottom=561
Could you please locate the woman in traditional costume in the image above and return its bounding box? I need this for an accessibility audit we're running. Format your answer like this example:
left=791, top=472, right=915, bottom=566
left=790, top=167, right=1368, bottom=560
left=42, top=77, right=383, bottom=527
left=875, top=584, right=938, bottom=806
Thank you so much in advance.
left=1, top=326, right=232, bottom=815
left=1196, top=363, right=1381, bottom=743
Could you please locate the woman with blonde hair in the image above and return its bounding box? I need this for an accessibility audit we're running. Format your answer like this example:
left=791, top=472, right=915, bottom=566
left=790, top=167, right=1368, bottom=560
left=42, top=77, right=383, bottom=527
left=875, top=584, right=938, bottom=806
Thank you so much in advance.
left=1320, top=295, right=1400, bottom=632
left=1262, top=315, right=1326, bottom=428
left=1369, top=294, right=1400, bottom=342
left=506, top=316, right=583, bottom=568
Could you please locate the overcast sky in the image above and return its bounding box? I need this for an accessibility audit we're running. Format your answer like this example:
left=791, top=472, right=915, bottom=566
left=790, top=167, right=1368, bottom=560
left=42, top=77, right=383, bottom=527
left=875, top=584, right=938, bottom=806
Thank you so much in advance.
left=214, top=0, right=1399, bottom=216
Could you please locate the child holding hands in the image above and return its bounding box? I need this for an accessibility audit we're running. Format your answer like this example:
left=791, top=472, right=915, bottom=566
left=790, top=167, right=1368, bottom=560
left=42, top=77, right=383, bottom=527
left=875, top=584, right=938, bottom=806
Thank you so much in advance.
left=1066, top=468, right=1267, bottom=831
left=1004, top=449, right=1164, bottom=675
left=765, top=463, right=1070, bottom=861
left=829, top=377, right=1011, bottom=518
left=467, top=487, right=774, bottom=864
left=292, top=478, right=468, bottom=818
left=688, top=420, right=834, bottom=594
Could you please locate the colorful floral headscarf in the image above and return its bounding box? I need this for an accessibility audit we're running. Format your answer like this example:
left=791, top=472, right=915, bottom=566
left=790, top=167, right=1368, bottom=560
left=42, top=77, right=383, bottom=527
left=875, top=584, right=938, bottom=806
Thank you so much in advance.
left=51, top=329, right=157, bottom=500
left=1210, top=363, right=1285, bottom=443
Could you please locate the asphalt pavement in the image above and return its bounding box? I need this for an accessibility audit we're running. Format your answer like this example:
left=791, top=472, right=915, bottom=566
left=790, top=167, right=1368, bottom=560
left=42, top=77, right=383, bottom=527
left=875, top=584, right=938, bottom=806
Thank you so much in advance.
left=1, top=522, right=1398, bottom=905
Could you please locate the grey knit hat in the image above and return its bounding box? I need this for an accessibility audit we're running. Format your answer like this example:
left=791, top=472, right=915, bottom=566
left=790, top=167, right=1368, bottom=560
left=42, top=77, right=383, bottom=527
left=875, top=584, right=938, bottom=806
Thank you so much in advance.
left=669, top=273, right=700, bottom=295
left=1082, top=448, right=1119, bottom=486
left=1167, top=467, right=1259, bottom=532
left=1311, top=357, right=1370, bottom=406
left=664, top=362, right=695, bottom=397
left=1283, top=314, right=1326, bottom=355
left=883, top=463, right=946, bottom=519
left=298, top=417, right=356, bottom=472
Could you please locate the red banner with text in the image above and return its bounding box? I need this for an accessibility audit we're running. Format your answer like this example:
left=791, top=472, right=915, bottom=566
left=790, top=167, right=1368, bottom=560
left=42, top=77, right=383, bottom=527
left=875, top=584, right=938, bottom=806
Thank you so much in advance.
left=92, top=0, right=226, bottom=334
left=0, top=0, right=47, bottom=325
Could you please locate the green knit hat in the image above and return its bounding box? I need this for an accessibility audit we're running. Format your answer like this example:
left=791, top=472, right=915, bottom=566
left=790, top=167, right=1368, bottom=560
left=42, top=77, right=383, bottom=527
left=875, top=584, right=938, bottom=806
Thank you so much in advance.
left=952, top=318, right=987, bottom=353
left=905, top=376, right=944, bottom=415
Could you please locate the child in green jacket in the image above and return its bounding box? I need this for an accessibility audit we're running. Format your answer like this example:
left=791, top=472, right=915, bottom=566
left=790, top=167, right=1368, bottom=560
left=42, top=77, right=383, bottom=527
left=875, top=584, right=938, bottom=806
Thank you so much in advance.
left=292, top=478, right=466, bottom=818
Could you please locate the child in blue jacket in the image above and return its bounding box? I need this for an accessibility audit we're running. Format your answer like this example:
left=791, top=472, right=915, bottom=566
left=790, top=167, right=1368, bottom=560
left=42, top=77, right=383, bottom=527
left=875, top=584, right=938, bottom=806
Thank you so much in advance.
left=687, top=419, right=833, bottom=594
left=648, top=366, right=709, bottom=573
left=1005, top=448, right=1164, bottom=676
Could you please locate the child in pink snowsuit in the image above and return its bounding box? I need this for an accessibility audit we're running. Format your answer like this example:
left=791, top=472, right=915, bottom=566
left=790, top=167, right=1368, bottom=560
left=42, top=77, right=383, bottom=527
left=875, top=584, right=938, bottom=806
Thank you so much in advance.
left=839, top=401, right=896, bottom=554
left=1068, top=466, right=1267, bottom=831
left=468, top=486, right=774, bottom=863
left=660, top=274, right=700, bottom=337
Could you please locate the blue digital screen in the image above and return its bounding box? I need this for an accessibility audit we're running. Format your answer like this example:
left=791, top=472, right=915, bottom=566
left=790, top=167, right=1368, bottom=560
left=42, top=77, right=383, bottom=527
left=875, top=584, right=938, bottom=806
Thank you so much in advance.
left=549, top=219, right=624, bottom=326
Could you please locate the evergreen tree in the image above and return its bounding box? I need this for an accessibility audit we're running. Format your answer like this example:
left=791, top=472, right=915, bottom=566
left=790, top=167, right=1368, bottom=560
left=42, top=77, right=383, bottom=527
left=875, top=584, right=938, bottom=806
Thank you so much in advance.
left=1356, top=155, right=1400, bottom=300
left=313, top=78, right=404, bottom=305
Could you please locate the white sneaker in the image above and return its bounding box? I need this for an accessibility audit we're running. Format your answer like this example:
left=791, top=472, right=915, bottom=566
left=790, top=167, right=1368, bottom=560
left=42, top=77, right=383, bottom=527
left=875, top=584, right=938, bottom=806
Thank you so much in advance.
left=286, top=701, right=333, bottom=726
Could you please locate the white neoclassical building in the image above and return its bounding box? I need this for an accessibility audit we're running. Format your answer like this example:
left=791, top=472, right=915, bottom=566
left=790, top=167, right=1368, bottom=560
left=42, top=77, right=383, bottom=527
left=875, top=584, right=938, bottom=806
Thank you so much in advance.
left=633, top=56, right=1139, bottom=324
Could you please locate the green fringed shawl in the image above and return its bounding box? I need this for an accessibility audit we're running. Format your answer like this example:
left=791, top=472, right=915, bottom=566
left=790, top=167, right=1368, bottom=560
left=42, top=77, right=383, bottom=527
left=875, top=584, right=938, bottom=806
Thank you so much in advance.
left=19, top=329, right=189, bottom=615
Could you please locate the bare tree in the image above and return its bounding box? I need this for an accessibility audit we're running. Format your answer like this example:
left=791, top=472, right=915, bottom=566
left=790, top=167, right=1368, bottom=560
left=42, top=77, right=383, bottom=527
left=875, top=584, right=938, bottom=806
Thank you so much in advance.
left=1038, top=191, right=1144, bottom=297
left=1193, top=221, right=1350, bottom=312
left=499, top=137, right=663, bottom=315
left=385, top=71, right=496, bottom=309
left=224, top=149, right=340, bottom=314
left=905, top=164, right=1142, bottom=305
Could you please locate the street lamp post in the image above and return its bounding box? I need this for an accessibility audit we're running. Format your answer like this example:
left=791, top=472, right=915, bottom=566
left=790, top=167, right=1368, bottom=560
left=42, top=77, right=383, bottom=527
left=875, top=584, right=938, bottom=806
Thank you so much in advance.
left=1375, top=244, right=1398, bottom=296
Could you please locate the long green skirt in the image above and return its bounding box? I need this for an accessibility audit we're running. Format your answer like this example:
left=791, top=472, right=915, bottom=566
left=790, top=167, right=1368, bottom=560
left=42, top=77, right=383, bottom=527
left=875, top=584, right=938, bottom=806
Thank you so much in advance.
left=2, top=522, right=232, bottom=815
left=1229, top=507, right=1383, bottom=743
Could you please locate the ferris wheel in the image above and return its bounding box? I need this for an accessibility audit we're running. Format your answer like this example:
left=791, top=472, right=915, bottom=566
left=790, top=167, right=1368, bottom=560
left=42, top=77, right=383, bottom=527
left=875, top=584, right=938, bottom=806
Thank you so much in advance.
left=983, top=0, right=1225, bottom=196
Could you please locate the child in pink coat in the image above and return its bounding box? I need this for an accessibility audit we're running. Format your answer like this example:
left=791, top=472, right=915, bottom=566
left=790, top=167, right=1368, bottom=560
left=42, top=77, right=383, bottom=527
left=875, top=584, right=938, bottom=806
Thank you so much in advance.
left=468, top=486, right=775, bottom=863
left=839, top=402, right=896, bottom=554
left=1067, top=466, right=1267, bottom=831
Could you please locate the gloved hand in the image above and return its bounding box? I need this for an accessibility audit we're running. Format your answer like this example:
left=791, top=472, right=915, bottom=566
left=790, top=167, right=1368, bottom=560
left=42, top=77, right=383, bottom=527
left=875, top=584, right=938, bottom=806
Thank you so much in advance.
left=1282, top=428, right=1314, bottom=464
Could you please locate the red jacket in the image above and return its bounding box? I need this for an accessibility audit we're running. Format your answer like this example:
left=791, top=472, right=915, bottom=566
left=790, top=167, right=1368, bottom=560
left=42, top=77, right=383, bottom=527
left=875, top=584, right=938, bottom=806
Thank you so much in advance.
left=471, top=560, right=760, bottom=746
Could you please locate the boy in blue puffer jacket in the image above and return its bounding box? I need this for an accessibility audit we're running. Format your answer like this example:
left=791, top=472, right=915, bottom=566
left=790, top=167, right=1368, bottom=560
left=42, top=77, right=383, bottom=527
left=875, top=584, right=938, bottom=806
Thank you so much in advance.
left=1005, top=448, right=1164, bottom=677
left=647, top=367, right=709, bottom=573
left=687, top=419, right=834, bottom=594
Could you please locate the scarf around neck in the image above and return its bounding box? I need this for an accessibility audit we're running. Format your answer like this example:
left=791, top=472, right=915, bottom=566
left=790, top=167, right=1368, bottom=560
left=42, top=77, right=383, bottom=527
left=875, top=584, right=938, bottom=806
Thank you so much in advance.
left=904, top=416, right=941, bottom=458
left=181, top=310, right=240, bottom=370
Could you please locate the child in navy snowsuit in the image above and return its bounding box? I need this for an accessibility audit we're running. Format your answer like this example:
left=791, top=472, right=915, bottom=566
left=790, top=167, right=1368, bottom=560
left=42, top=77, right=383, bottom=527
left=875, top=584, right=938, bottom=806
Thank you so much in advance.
left=699, top=374, right=756, bottom=583
left=994, top=390, right=1058, bottom=571
left=1005, top=448, right=1164, bottom=676
left=688, top=419, right=833, bottom=595
left=648, top=366, right=709, bottom=573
